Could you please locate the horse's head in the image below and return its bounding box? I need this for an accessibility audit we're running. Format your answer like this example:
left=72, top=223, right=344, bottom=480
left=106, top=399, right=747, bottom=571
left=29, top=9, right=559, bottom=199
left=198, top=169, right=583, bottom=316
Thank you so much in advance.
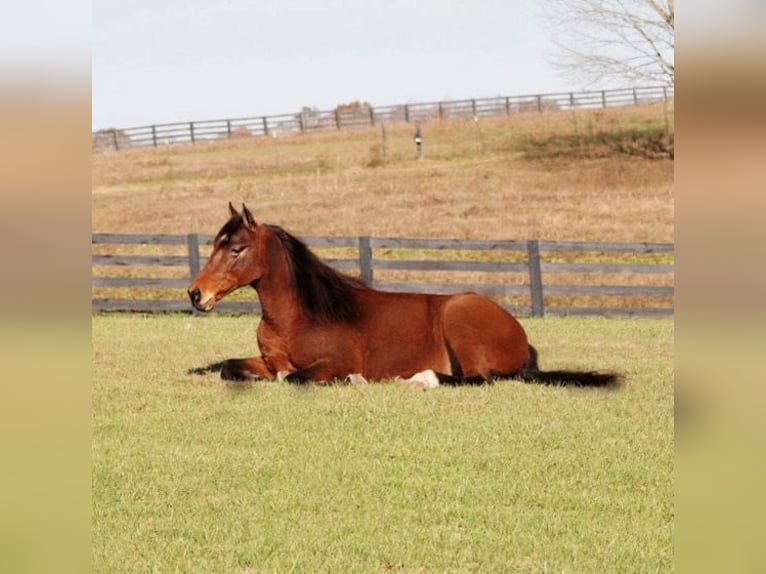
left=188, top=202, right=264, bottom=312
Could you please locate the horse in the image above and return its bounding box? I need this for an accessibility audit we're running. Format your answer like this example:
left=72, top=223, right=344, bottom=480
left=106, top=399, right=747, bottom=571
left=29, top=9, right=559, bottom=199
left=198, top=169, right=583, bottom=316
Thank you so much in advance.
left=188, top=203, right=620, bottom=387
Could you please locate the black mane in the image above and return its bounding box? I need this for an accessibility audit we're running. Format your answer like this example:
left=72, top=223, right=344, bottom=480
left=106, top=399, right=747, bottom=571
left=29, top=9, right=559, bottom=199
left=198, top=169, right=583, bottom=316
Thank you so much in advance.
left=266, top=224, right=366, bottom=323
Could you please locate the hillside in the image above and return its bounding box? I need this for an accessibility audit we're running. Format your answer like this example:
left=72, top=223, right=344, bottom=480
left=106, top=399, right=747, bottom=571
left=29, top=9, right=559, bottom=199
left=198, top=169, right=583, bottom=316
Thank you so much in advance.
left=92, top=102, right=673, bottom=243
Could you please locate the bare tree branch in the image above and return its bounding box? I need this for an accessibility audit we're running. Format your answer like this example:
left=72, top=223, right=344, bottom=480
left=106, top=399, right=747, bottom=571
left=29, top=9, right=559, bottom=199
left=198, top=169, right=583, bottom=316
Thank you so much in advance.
left=542, top=0, right=674, bottom=86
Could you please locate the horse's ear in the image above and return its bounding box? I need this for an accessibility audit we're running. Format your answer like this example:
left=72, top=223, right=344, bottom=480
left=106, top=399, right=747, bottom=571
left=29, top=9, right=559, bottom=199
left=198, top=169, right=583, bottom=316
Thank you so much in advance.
left=242, top=203, right=258, bottom=229
left=228, top=202, right=240, bottom=219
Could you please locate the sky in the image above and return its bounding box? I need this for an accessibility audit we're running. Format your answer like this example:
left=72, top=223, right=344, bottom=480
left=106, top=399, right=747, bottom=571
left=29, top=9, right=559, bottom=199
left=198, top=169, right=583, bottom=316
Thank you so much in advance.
left=92, top=0, right=574, bottom=130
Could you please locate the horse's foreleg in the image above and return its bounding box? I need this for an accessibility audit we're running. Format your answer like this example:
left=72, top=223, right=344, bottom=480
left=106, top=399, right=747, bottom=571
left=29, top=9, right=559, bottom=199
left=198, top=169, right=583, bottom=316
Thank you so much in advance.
left=220, top=357, right=275, bottom=381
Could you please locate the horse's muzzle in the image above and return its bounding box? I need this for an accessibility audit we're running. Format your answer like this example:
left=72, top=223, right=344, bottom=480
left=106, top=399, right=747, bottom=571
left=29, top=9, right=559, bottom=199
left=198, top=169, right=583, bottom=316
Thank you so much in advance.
left=188, top=287, right=201, bottom=305
left=188, top=287, right=209, bottom=311
left=188, top=285, right=218, bottom=312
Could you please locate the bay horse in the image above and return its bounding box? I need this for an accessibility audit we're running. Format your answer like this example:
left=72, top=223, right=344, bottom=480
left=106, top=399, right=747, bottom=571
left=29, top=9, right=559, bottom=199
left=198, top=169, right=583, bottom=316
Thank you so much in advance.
left=188, top=203, right=619, bottom=387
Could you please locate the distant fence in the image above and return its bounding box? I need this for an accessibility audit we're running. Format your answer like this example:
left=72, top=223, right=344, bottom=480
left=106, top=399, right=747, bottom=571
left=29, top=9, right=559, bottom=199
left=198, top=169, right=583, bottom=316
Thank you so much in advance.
left=92, top=234, right=674, bottom=317
left=93, top=85, right=674, bottom=153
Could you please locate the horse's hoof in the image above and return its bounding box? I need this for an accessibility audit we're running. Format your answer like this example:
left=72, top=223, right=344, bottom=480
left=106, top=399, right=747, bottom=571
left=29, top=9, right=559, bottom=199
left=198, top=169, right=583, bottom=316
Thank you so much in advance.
left=220, top=360, right=248, bottom=381
left=405, top=369, right=440, bottom=389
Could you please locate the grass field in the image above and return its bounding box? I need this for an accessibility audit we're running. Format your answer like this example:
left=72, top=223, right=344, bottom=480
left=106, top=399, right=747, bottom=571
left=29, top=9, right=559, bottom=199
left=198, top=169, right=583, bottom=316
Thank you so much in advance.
left=92, top=314, right=673, bottom=573
left=92, top=101, right=674, bottom=571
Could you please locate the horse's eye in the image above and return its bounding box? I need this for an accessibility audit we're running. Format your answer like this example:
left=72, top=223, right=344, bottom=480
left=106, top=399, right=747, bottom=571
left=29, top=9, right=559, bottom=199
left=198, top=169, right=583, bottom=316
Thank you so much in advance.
left=232, top=246, right=245, bottom=255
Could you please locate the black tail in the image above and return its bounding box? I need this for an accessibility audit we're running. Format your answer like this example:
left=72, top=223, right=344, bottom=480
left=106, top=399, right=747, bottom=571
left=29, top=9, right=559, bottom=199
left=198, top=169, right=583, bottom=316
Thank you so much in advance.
left=515, top=345, right=622, bottom=388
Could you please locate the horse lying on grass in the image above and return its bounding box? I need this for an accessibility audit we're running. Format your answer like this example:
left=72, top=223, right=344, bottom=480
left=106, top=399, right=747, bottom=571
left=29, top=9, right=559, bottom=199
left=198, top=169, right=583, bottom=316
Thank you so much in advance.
left=188, top=203, right=620, bottom=388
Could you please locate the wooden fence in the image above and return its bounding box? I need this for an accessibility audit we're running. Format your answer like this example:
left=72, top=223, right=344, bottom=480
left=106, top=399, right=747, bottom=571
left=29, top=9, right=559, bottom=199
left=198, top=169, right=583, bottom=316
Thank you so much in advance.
left=93, top=85, right=674, bottom=152
left=92, top=234, right=673, bottom=317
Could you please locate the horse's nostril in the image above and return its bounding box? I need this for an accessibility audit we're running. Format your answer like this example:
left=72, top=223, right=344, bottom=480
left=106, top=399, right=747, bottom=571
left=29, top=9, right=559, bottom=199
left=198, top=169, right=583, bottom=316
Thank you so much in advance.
left=189, top=287, right=201, bottom=304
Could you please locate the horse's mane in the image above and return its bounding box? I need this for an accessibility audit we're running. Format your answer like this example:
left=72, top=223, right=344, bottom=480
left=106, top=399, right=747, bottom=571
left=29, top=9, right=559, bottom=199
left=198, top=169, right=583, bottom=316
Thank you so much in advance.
left=265, top=224, right=367, bottom=323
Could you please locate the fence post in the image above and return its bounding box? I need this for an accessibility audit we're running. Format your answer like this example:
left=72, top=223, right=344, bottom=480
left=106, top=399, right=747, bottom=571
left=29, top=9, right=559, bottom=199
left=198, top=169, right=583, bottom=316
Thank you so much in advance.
left=187, top=234, right=201, bottom=315
left=633, top=88, right=638, bottom=106
left=381, top=124, right=388, bottom=160
left=527, top=240, right=544, bottom=317
left=471, top=99, right=477, bottom=118
left=111, top=129, right=119, bottom=151
left=369, top=106, right=375, bottom=126
left=537, top=95, right=543, bottom=113
left=226, top=119, right=232, bottom=139
left=151, top=125, right=158, bottom=147
left=262, top=116, right=269, bottom=137
left=189, top=122, right=196, bottom=144
left=358, top=236, right=373, bottom=283
left=335, top=109, right=341, bottom=130
left=404, top=104, right=410, bottom=123
left=569, top=92, right=575, bottom=110
left=187, top=234, right=200, bottom=279
left=601, top=90, right=607, bottom=108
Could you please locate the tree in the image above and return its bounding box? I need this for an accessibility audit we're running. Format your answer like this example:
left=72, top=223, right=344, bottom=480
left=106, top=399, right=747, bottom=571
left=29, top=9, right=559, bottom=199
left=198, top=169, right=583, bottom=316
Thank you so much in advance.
left=543, top=0, right=674, bottom=86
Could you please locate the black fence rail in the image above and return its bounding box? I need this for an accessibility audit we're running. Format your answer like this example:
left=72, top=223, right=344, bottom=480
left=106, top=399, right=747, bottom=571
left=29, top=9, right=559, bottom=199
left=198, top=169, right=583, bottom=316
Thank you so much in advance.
left=92, top=234, right=674, bottom=317
left=93, top=85, right=674, bottom=152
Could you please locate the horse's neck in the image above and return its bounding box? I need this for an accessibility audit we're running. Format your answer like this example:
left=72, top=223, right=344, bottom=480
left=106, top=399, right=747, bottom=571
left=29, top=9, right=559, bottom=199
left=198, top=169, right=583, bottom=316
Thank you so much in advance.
left=252, top=235, right=304, bottom=330
left=254, top=280, right=296, bottom=329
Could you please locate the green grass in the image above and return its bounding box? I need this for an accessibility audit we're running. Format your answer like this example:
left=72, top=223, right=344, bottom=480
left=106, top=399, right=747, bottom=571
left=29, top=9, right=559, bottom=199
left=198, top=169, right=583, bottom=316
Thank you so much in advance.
left=93, top=314, right=673, bottom=573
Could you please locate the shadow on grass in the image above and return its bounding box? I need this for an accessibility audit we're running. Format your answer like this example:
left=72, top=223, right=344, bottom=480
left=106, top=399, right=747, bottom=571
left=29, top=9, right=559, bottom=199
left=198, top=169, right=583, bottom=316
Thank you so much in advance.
left=188, top=361, right=257, bottom=391
left=186, top=362, right=622, bottom=392
left=187, top=361, right=225, bottom=376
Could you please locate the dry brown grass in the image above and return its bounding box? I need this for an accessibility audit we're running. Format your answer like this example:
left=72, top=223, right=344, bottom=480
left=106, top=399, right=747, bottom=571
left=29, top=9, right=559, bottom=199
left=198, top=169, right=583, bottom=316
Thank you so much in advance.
left=92, top=103, right=673, bottom=243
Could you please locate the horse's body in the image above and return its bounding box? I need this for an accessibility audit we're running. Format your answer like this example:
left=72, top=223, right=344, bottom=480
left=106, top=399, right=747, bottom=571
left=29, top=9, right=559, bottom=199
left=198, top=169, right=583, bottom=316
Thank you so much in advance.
left=188, top=203, right=618, bottom=386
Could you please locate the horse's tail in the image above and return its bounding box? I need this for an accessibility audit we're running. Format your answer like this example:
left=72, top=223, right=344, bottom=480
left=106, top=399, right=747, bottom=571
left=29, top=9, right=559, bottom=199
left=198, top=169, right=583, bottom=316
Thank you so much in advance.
left=515, top=345, right=622, bottom=388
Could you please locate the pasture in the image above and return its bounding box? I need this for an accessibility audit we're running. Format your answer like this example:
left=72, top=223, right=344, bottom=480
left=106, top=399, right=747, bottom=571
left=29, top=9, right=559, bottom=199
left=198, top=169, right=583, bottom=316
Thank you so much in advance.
left=92, top=102, right=673, bottom=243
left=92, top=313, right=673, bottom=572
left=92, top=101, right=673, bottom=571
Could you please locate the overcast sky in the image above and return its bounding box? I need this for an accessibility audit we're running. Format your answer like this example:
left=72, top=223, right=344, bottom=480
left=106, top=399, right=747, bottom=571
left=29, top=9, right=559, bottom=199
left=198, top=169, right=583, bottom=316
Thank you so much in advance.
left=92, top=0, right=576, bottom=130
